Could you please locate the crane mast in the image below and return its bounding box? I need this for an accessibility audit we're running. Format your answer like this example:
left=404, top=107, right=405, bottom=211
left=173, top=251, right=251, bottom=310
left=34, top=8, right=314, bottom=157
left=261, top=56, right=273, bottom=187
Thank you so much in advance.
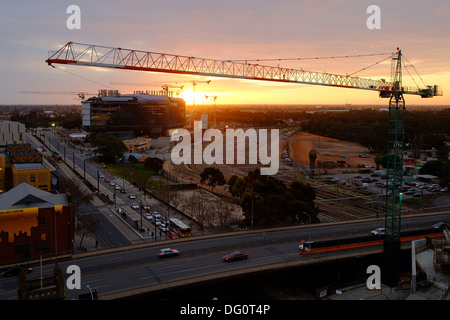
left=46, top=42, right=442, bottom=287
left=384, top=49, right=405, bottom=286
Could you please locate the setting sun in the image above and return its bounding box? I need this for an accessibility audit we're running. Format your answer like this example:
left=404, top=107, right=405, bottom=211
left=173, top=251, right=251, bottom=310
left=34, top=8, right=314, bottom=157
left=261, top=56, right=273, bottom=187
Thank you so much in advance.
left=179, top=90, right=209, bottom=105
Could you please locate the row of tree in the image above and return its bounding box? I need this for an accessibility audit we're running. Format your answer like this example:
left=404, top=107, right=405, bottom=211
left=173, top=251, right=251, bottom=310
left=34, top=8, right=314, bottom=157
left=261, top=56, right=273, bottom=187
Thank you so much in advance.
left=302, top=109, right=450, bottom=153
left=226, top=169, right=319, bottom=228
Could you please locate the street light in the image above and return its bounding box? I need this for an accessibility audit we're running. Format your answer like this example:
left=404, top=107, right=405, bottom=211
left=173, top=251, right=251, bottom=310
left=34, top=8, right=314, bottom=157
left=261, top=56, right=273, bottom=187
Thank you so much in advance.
left=251, top=194, right=258, bottom=230
left=301, top=212, right=312, bottom=252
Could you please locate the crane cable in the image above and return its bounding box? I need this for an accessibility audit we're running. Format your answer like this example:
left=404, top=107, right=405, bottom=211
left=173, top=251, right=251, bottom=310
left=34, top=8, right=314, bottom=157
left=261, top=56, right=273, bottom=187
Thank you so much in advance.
left=226, top=52, right=393, bottom=63
left=347, top=54, right=395, bottom=77
left=402, top=54, right=428, bottom=88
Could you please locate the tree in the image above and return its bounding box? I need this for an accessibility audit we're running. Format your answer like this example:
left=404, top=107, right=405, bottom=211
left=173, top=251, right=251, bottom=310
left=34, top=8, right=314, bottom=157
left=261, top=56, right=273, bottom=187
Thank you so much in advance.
left=227, top=175, right=239, bottom=191
left=59, top=176, right=93, bottom=215
left=420, top=160, right=445, bottom=178
left=144, top=157, right=163, bottom=174
left=239, top=172, right=318, bottom=229
left=308, top=149, right=317, bottom=173
left=91, top=133, right=127, bottom=164
left=374, top=154, right=383, bottom=170
left=200, top=167, right=226, bottom=186
left=75, top=214, right=100, bottom=251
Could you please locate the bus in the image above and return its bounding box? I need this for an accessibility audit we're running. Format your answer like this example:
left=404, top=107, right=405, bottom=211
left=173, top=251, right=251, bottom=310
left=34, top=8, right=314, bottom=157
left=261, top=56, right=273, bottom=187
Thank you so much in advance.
left=169, top=218, right=191, bottom=237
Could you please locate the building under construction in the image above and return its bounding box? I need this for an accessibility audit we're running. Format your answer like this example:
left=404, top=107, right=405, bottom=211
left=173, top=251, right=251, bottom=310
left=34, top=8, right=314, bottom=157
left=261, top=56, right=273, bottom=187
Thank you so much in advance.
left=81, top=90, right=186, bottom=138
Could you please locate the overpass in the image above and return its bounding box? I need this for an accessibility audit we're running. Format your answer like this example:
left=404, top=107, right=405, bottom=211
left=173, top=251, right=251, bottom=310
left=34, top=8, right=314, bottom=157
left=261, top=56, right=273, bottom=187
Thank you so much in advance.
left=1, top=211, right=448, bottom=300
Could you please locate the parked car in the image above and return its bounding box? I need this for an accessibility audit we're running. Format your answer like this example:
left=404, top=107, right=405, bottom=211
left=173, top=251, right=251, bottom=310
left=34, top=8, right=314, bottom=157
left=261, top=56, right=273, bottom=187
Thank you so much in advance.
left=153, top=211, right=161, bottom=219
left=159, top=248, right=179, bottom=258
left=2, top=267, right=32, bottom=277
left=223, top=251, right=248, bottom=262
left=168, top=231, right=179, bottom=239
left=370, top=227, right=385, bottom=236
left=159, top=223, right=169, bottom=232
left=144, top=212, right=153, bottom=220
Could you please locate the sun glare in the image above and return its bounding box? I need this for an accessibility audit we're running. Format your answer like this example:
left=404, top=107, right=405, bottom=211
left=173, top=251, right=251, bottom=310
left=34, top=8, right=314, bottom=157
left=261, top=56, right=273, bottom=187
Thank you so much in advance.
left=179, top=90, right=208, bottom=105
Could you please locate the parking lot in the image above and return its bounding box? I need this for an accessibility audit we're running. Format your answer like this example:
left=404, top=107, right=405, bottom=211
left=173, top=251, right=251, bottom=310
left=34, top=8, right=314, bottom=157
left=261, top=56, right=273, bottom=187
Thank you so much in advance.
left=321, top=172, right=448, bottom=200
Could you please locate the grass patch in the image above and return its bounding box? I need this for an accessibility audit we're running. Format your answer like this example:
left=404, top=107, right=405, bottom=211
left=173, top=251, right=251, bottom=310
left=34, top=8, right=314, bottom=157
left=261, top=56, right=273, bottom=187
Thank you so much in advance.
left=105, top=163, right=157, bottom=186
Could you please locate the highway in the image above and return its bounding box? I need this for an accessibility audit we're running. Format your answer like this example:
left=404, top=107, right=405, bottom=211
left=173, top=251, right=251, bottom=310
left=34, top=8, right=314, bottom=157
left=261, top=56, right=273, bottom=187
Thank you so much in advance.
left=7, top=130, right=448, bottom=300
left=1, top=212, right=448, bottom=300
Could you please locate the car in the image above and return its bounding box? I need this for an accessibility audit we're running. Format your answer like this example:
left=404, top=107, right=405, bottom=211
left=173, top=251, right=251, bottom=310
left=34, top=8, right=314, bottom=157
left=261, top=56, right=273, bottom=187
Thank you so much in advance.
left=159, top=223, right=169, bottom=232
left=130, top=203, right=139, bottom=210
left=141, top=203, right=150, bottom=210
left=433, top=222, right=448, bottom=229
left=99, top=174, right=105, bottom=178
left=153, top=211, right=161, bottom=219
left=144, top=212, right=153, bottom=220
left=159, top=248, right=179, bottom=258
left=370, top=227, right=385, bottom=236
left=128, top=194, right=136, bottom=199
left=104, top=178, right=111, bottom=183
left=223, top=251, right=248, bottom=262
left=120, top=189, right=127, bottom=194
left=153, top=218, right=161, bottom=226
left=168, top=231, right=179, bottom=239
left=2, top=266, right=32, bottom=277
left=413, top=193, right=422, bottom=198
left=115, top=185, right=121, bottom=190
left=109, top=181, right=116, bottom=186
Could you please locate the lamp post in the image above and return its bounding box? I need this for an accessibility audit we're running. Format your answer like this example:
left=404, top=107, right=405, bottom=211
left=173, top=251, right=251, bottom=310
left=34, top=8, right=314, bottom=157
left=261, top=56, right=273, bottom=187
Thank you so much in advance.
left=54, top=209, right=59, bottom=260
left=251, top=194, right=258, bottom=230
left=302, top=212, right=312, bottom=252
left=83, top=158, right=86, bottom=179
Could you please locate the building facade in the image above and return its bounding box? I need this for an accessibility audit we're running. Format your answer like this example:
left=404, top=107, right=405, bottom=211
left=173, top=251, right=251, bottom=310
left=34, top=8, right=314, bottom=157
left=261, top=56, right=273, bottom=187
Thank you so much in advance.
left=1, top=144, right=53, bottom=193
left=0, top=120, right=25, bottom=148
left=0, top=183, right=74, bottom=265
left=81, top=93, right=186, bottom=137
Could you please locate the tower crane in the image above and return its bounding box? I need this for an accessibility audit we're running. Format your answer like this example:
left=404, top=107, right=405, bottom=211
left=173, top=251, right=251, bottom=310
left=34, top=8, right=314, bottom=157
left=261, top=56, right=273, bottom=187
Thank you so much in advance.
left=170, top=80, right=211, bottom=128
left=45, top=42, right=442, bottom=287
left=110, top=81, right=185, bottom=96
left=204, top=95, right=218, bottom=128
left=20, top=90, right=99, bottom=100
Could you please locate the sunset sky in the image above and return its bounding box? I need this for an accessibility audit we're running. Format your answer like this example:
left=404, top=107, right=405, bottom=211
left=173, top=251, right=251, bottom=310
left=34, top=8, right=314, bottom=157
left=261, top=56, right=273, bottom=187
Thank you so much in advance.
left=1, top=0, right=449, bottom=106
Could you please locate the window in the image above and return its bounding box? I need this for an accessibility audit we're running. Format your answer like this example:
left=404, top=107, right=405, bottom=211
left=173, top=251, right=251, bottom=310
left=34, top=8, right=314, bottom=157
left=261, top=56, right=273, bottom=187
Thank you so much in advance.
left=30, top=174, right=35, bottom=183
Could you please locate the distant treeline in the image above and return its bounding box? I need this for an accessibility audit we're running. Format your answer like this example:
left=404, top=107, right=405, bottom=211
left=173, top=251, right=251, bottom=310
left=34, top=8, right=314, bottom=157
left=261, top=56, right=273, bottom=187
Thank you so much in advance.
left=301, top=109, right=450, bottom=153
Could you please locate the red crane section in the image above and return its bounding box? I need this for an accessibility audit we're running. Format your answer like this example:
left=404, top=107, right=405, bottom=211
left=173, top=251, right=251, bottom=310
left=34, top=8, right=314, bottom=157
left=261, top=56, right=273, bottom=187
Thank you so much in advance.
left=46, top=42, right=404, bottom=96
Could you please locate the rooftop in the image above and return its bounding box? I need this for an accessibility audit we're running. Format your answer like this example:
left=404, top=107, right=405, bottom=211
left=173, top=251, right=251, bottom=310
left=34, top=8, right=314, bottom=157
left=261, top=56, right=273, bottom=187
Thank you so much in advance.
left=0, top=182, right=69, bottom=211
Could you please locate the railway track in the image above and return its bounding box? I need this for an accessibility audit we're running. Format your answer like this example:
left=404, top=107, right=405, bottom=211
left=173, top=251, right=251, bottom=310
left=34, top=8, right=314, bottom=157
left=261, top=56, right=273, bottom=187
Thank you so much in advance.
left=166, top=158, right=389, bottom=224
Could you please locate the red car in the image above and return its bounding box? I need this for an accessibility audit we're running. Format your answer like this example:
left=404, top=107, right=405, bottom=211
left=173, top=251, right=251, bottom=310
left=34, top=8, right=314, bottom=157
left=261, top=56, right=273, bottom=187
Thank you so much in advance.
left=223, top=251, right=248, bottom=262
left=168, top=231, right=179, bottom=239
